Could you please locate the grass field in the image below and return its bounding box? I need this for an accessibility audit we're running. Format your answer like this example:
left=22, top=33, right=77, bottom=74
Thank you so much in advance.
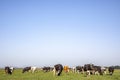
left=0, top=69, right=120, bottom=80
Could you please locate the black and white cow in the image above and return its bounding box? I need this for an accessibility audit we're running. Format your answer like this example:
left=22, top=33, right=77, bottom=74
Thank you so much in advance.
left=42, top=67, right=51, bottom=72
left=72, top=67, right=76, bottom=73
left=108, top=67, right=114, bottom=75
left=5, top=66, right=13, bottom=75
left=83, top=64, right=94, bottom=75
left=22, top=67, right=31, bottom=73
left=31, top=67, right=37, bottom=73
left=93, top=66, right=103, bottom=75
left=53, top=64, right=63, bottom=76
left=10, top=67, right=14, bottom=73
left=22, top=66, right=37, bottom=73
left=76, top=66, right=84, bottom=73
left=101, top=67, right=107, bottom=74
left=83, top=64, right=103, bottom=76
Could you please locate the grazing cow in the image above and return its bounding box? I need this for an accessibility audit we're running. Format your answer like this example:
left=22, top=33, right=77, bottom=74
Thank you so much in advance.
left=31, top=67, right=37, bottom=73
left=108, top=67, right=114, bottom=75
left=83, top=64, right=94, bottom=75
left=22, top=67, right=31, bottom=73
left=93, top=66, right=103, bottom=75
left=76, top=66, right=84, bottom=74
left=53, top=64, right=63, bottom=76
left=64, top=66, right=69, bottom=73
left=83, top=64, right=104, bottom=75
left=42, top=67, right=51, bottom=72
left=5, top=66, right=12, bottom=75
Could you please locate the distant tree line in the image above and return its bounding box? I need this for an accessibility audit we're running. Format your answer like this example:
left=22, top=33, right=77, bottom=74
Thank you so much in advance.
left=110, top=65, right=120, bottom=69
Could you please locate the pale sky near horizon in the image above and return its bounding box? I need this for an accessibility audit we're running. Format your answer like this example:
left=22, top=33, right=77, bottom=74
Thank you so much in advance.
left=0, top=0, right=120, bottom=67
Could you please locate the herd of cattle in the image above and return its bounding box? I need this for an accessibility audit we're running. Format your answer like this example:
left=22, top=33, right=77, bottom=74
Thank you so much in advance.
left=5, top=64, right=114, bottom=76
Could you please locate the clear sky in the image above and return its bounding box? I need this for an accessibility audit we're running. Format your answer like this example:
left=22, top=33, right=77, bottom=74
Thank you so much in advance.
left=0, top=0, right=120, bottom=67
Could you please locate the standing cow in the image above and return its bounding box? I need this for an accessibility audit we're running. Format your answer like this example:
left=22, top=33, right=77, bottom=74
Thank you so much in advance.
left=22, top=66, right=37, bottom=73
left=22, top=67, right=31, bottom=73
left=42, top=67, right=51, bottom=72
left=53, top=64, right=63, bottom=76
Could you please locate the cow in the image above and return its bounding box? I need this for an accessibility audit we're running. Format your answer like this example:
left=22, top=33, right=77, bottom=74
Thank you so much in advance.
left=93, top=66, right=103, bottom=75
left=101, top=67, right=107, bottom=74
left=108, top=67, right=114, bottom=75
left=63, top=66, right=69, bottom=73
left=83, top=64, right=94, bottom=75
left=22, top=67, right=31, bottom=73
left=10, top=67, right=14, bottom=73
left=53, top=64, right=63, bottom=76
left=31, top=67, right=37, bottom=73
left=5, top=66, right=12, bottom=75
left=84, top=64, right=105, bottom=76
left=42, top=67, right=51, bottom=72
left=72, top=67, right=76, bottom=73
left=76, top=66, right=84, bottom=74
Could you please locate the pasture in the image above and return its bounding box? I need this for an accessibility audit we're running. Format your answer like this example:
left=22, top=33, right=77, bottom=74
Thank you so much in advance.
left=0, top=69, right=120, bottom=80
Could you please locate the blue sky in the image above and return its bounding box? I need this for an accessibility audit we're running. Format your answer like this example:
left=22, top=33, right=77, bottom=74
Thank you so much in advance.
left=0, top=0, right=120, bottom=67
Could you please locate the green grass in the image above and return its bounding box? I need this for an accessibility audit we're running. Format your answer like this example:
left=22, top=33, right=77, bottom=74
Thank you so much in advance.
left=0, top=69, right=120, bottom=80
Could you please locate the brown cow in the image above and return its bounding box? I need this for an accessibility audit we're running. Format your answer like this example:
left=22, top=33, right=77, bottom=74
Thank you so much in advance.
left=64, top=66, right=69, bottom=73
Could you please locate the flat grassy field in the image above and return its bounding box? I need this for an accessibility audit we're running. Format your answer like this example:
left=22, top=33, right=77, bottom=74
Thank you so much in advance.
left=0, top=69, right=120, bottom=80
